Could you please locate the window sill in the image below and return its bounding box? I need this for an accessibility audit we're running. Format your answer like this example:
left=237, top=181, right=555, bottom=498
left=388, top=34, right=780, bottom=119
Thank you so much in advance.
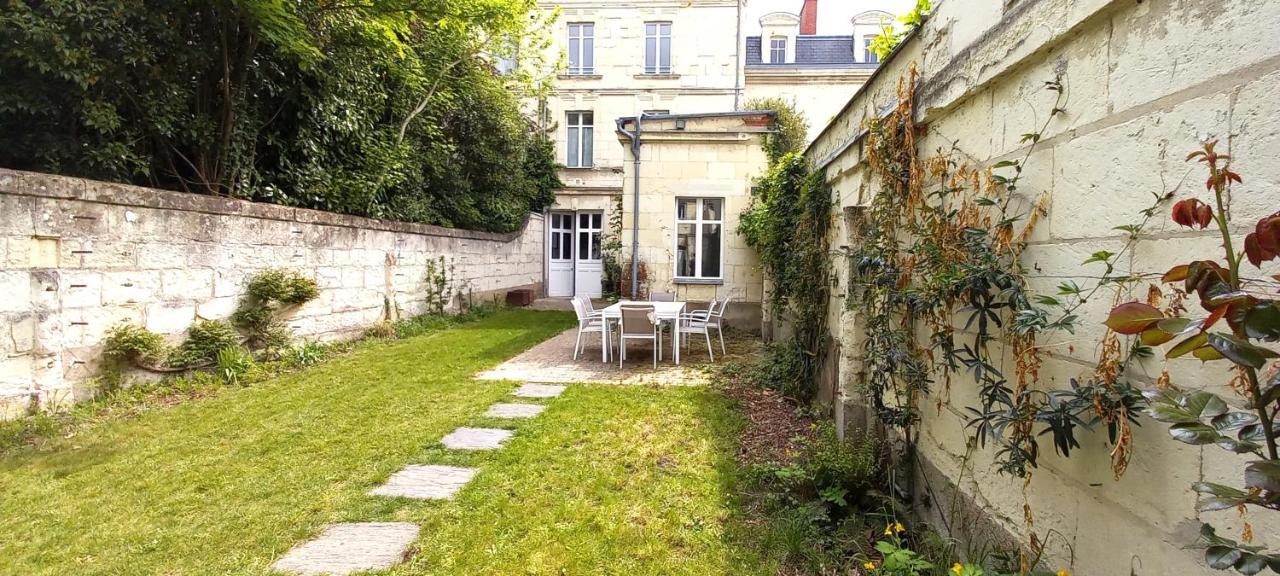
left=558, top=74, right=603, bottom=80
left=634, top=73, right=680, bottom=80
left=673, top=277, right=723, bottom=285
left=563, top=165, right=596, bottom=170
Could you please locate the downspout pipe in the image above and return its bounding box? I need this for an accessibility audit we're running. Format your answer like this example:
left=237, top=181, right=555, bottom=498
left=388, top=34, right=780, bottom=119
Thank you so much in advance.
left=616, top=113, right=646, bottom=298
left=733, top=0, right=742, bottom=109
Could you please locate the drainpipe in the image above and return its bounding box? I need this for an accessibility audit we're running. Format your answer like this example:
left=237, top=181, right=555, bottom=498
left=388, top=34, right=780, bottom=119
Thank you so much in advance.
left=733, top=0, right=743, bottom=109
left=616, top=113, right=645, bottom=298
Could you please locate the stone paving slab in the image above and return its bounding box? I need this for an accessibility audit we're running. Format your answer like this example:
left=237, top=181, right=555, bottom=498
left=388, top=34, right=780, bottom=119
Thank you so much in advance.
left=440, top=427, right=513, bottom=450
left=475, top=328, right=715, bottom=386
left=485, top=403, right=546, bottom=418
left=512, top=383, right=566, bottom=398
left=369, top=464, right=477, bottom=500
left=271, top=522, right=419, bottom=575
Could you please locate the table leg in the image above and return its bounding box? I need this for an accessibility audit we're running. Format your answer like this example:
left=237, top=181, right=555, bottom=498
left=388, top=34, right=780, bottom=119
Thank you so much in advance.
left=673, top=318, right=680, bottom=365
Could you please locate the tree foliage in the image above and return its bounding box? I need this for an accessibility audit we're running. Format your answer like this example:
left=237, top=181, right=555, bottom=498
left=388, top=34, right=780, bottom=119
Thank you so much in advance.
left=0, top=0, right=560, bottom=232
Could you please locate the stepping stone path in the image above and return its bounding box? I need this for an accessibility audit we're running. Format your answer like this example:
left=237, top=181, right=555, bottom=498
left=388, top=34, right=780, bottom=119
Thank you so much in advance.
left=274, top=383, right=563, bottom=573
left=485, top=403, right=546, bottom=419
left=272, top=522, right=419, bottom=576
left=512, top=383, right=566, bottom=398
left=369, top=464, right=477, bottom=500
left=440, top=427, right=513, bottom=450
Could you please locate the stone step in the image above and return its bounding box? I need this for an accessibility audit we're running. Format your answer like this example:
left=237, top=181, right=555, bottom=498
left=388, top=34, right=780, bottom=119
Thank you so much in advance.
left=484, top=403, right=546, bottom=419
left=440, top=427, right=513, bottom=450
left=512, top=383, right=566, bottom=398
left=271, top=522, right=419, bottom=575
left=369, top=464, right=477, bottom=500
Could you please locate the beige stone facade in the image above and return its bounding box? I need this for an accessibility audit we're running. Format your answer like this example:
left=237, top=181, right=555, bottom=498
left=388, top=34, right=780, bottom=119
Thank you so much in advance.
left=617, top=112, right=772, bottom=324
left=806, top=0, right=1280, bottom=572
left=535, top=0, right=907, bottom=302
left=0, top=169, right=544, bottom=418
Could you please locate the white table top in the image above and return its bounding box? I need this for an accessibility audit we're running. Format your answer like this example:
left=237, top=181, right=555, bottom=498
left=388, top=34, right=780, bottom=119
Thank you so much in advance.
left=598, top=301, right=686, bottom=318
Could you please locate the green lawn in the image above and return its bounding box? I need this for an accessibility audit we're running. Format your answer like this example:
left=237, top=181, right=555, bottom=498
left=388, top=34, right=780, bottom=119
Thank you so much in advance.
left=0, top=309, right=780, bottom=575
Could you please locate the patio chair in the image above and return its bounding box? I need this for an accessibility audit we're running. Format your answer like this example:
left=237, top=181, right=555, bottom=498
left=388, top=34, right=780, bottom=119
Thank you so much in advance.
left=684, top=296, right=729, bottom=355
left=678, top=300, right=719, bottom=361
left=571, top=296, right=610, bottom=362
left=618, top=304, right=661, bottom=368
left=649, top=292, right=676, bottom=302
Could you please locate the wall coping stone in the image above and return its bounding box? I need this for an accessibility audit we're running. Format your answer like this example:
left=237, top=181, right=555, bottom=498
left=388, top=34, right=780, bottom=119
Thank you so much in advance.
left=0, top=168, right=539, bottom=243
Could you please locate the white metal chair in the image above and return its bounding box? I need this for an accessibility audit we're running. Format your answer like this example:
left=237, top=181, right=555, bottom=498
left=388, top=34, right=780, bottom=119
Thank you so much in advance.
left=683, top=296, right=729, bottom=356
left=571, top=296, right=610, bottom=362
left=679, top=300, right=719, bottom=361
left=618, top=304, right=660, bottom=368
left=650, top=292, right=676, bottom=302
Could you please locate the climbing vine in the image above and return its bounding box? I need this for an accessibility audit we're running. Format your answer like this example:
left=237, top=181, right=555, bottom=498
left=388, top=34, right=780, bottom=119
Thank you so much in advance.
left=739, top=153, right=833, bottom=400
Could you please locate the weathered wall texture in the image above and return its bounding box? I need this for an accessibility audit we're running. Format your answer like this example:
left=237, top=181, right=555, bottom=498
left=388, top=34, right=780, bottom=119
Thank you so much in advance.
left=0, top=169, right=544, bottom=418
left=807, top=0, right=1280, bottom=572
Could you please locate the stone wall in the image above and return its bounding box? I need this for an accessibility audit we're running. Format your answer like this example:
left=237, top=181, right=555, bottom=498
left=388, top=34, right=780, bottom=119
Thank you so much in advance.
left=806, top=0, right=1280, bottom=573
left=0, top=169, right=544, bottom=418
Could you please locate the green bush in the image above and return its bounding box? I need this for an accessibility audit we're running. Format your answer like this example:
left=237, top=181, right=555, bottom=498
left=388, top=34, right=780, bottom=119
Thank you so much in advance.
left=245, top=269, right=319, bottom=306
left=103, top=325, right=168, bottom=367
left=169, top=320, right=241, bottom=367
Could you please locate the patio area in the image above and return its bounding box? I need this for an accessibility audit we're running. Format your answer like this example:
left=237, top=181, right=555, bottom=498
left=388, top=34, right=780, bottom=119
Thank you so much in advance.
left=477, top=310, right=759, bottom=386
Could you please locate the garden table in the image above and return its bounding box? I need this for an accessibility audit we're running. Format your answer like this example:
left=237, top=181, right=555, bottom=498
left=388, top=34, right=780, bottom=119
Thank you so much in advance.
left=598, top=300, right=686, bottom=365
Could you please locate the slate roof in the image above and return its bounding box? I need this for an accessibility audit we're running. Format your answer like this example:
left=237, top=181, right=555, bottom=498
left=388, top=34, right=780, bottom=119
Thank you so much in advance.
left=746, top=35, right=876, bottom=69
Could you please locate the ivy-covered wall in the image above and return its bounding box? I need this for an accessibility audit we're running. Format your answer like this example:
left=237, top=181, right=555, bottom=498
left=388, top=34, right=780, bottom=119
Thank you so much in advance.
left=807, top=0, right=1280, bottom=572
left=0, top=169, right=544, bottom=418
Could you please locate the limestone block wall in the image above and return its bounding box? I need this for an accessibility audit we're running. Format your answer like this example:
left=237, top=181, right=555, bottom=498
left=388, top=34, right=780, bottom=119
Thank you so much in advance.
left=0, top=169, right=544, bottom=418
left=806, top=0, right=1280, bottom=572
left=618, top=114, right=771, bottom=325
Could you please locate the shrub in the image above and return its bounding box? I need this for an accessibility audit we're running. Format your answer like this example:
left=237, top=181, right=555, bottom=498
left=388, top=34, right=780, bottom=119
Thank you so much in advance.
left=245, top=269, right=318, bottom=306
left=103, top=324, right=168, bottom=367
left=752, top=341, right=810, bottom=399
left=169, top=320, right=241, bottom=367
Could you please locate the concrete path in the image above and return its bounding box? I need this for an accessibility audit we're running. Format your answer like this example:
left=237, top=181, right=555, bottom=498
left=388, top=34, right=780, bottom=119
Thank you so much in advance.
left=476, top=328, right=715, bottom=386
left=485, top=403, right=546, bottom=418
left=512, top=383, right=566, bottom=398
left=369, top=465, right=477, bottom=500
left=272, top=522, right=419, bottom=575
left=440, top=427, right=514, bottom=450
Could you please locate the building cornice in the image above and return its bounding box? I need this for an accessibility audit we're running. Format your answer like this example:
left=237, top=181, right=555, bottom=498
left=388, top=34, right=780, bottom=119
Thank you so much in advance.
left=745, top=68, right=874, bottom=84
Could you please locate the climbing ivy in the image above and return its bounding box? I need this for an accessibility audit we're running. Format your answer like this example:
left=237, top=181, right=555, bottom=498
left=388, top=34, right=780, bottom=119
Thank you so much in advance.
left=739, top=153, right=832, bottom=401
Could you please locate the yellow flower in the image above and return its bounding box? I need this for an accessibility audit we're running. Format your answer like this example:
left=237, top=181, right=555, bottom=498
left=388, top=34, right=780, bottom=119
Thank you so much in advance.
left=894, top=521, right=906, bottom=534
left=1057, top=570, right=1071, bottom=576
left=864, top=561, right=877, bottom=571
left=952, top=563, right=964, bottom=575
left=884, top=524, right=893, bottom=536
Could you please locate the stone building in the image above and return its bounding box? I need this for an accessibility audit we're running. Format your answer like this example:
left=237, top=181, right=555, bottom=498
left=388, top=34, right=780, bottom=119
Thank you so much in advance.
left=534, top=0, right=908, bottom=308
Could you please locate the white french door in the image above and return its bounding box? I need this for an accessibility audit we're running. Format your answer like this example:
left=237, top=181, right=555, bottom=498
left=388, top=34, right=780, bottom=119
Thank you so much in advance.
left=548, top=212, right=574, bottom=297
left=573, top=212, right=604, bottom=298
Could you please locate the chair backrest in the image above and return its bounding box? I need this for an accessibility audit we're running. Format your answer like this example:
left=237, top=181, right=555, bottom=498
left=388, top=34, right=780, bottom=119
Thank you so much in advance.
left=581, top=296, right=596, bottom=313
left=650, top=292, right=675, bottom=302
left=711, top=296, right=731, bottom=320
left=570, top=296, right=588, bottom=321
left=619, top=304, right=656, bottom=335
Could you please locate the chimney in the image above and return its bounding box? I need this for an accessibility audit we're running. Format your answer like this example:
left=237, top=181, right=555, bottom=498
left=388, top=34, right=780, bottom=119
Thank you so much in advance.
left=799, top=0, right=817, bottom=35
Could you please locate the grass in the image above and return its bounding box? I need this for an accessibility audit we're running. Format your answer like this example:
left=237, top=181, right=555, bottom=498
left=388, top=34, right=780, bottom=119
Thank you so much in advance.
left=0, top=308, right=789, bottom=575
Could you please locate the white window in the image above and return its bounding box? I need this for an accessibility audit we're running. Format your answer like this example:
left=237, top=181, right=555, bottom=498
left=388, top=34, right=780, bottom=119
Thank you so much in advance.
left=567, top=23, right=594, bottom=75
left=566, top=111, right=593, bottom=168
left=675, top=198, right=723, bottom=279
left=769, top=36, right=786, bottom=63
left=863, top=35, right=878, bottom=64
left=644, top=22, right=672, bottom=74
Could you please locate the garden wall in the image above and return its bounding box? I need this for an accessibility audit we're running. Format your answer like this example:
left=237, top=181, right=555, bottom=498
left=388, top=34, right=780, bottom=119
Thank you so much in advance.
left=806, top=0, right=1280, bottom=572
left=0, top=169, right=544, bottom=418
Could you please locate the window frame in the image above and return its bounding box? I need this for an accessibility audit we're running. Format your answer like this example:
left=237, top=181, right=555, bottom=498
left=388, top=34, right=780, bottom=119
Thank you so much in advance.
left=566, top=111, right=594, bottom=168
left=673, top=197, right=724, bottom=281
left=769, top=36, right=787, bottom=63
left=643, top=21, right=673, bottom=74
left=863, top=34, right=879, bottom=64
left=567, top=22, right=595, bottom=75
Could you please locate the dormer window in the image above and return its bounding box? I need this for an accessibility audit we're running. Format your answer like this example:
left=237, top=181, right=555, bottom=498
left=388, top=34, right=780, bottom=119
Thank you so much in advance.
left=769, top=36, right=787, bottom=63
